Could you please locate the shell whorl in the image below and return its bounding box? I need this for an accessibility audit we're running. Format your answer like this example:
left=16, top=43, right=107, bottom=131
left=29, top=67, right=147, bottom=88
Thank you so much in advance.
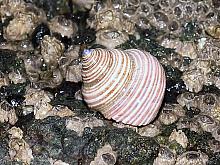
left=82, top=48, right=166, bottom=126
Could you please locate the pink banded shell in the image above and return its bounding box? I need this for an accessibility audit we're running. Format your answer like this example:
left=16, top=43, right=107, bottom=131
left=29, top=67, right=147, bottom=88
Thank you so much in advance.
left=82, top=48, right=166, bottom=126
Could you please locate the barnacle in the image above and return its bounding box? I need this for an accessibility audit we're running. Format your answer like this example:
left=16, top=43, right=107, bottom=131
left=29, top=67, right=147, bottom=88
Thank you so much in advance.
left=153, top=146, right=176, bottom=165
left=138, top=121, right=161, bottom=137
left=87, top=0, right=136, bottom=48
left=48, top=15, right=78, bottom=38
left=181, top=59, right=214, bottom=93
left=24, top=39, right=81, bottom=88
left=159, top=104, right=179, bottom=125
left=96, top=29, right=129, bottom=48
left=0, top=73, right=10, bottom=88
left=0, top=0, right=26, bottom=17
left=169, top=129, right=188, bottom=148
left=90, top=144, right=117, bottom=165
left=8, top=127, right=33, bottom=164
left=177, top=92, right=196, bottom=108
left=0, top=100, right=18, bottom=125
left=208, top=139, right=220, bottom=152
left=206, top=25, right=220, bottom=39
left=175, top=151, right=208, bottom=165
left=160, top=38, right=198, bottom=59
left=8, top=70, right=26, bottom=84
left=23, top=88, right=54, bottom=119
left=72, top=0, right=95, bottom=10
left=3, top=4, right=46, bottom=41
left=66, top=116, right=105, bottom=136
left=197, top=114, right=218, bottom=132
left=40, top=35, right=65, bottom=67
left=212, top=126, right=220, bottom=142
left=197, top=38, right=220, bottom=60
left=199, top=93, right=218, bottom=113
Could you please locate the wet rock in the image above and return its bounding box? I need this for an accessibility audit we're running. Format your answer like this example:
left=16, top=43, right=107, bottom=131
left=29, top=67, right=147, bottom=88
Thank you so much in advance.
left=23, top=117, right=66, bottom=161
left=0, top=83, right=26, bottom=107
left=31, top=23, right=50, bottom=48
left=0, top=50, right=17, bottom=74
left=183, top=128, right=213, bottom=154
left=207, top=152, right=220, bottom=165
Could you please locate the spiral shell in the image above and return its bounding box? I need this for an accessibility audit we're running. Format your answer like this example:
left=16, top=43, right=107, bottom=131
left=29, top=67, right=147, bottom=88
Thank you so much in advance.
left=82, top=49, right=166, bottom=126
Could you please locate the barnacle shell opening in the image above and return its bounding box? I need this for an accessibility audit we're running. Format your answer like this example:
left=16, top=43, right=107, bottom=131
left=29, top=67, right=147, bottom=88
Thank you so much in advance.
left=82, top=48, right=166, bottom=126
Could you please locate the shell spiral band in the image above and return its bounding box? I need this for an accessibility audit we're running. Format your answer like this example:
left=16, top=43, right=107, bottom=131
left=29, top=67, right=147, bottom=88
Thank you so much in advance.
left=82, top=48, right=166, bottom=126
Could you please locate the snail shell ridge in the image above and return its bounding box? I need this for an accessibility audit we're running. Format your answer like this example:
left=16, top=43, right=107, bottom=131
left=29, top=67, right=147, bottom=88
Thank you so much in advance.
left=82, top=48, right=166, bottom=126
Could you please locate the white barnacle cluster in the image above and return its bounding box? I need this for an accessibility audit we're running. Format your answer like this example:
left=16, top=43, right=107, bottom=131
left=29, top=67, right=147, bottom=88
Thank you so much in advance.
left=0, top=0, right=81, bottom=88
left=87, top=0, right=135, bottom=48
left=159, top=36, right=220, bottom=93
left=177, top=92, right=220, bottom=122
left=24, top=40, right=82, bottom=88
left=175, top=151, right=208, bottom=165
left=66, top=116, right=105, bottom=136
left=87, top=0, right=220, bottom=48
left=23, top=87, right=74, bottom=119
left=0, top=0, right=46, bottom=41
left=8, top=127, right=33, bottom=164
left=0, top=100, right=18, bottom=125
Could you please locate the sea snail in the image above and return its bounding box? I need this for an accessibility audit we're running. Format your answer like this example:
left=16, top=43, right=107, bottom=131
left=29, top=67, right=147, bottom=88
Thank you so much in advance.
left=82, top=48, right=166, bottom=126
